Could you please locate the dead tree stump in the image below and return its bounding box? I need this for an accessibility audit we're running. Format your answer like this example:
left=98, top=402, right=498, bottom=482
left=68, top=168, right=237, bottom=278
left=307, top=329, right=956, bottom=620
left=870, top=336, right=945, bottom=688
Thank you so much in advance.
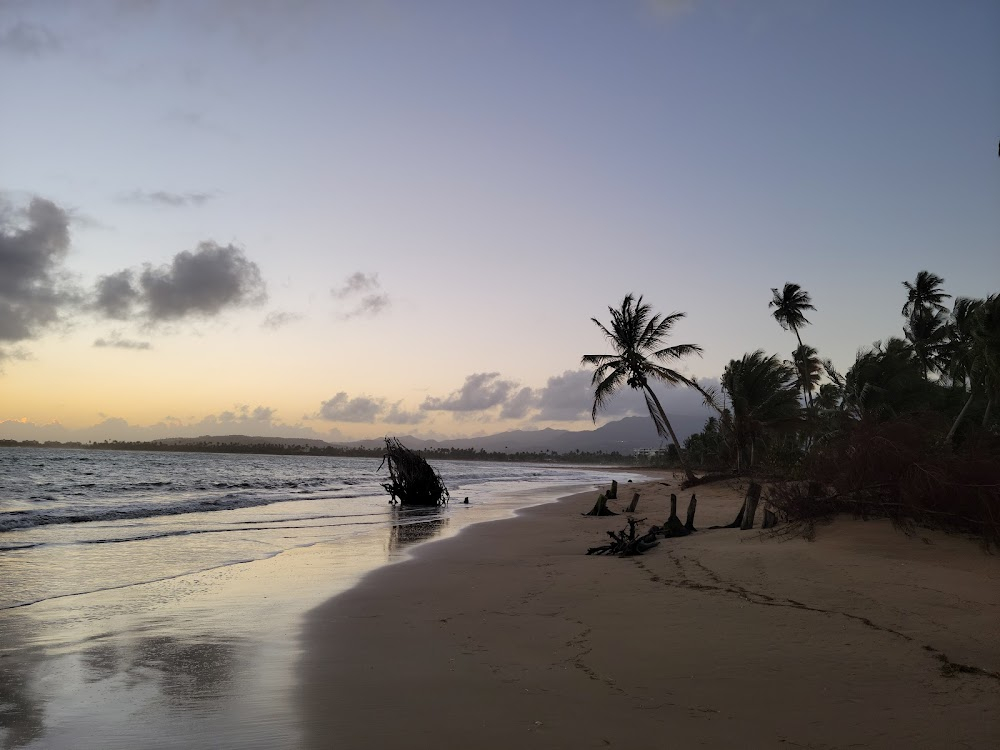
left=663, top=493, right=690, bottom=537
left=583, top=494, right=617, bottom=516
left=684, top=494, right=698, bottom=532
left=740, top=484, right=762, bottom=530
left=711, top=482, right=762, bottom=529
left=626, top=492, right=640, bottom=513
left=607, top=480, right=618, bottom=500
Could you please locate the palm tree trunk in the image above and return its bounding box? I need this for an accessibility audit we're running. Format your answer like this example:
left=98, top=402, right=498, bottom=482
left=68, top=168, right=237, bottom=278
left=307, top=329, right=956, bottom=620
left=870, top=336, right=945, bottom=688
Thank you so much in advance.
left=983, top=396, right=994, bottom=428
left=643, top=385, right=696, bottom=484
left=946, top=391, right=976, bottom=445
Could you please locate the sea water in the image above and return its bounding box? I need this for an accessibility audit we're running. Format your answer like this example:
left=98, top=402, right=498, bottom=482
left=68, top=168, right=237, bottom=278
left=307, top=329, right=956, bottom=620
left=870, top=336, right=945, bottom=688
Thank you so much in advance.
left=0, top=447, right=643, bottom=749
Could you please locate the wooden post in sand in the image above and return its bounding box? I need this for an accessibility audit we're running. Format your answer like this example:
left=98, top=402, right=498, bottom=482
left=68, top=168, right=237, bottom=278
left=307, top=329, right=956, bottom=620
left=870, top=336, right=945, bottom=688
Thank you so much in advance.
left=684, top=494, right=698, bottom=532
left=740, top=484, right=762, bottom=530
left=626, top=492, right=641, bottom=513
left=607, top=480, right=618, bottom=500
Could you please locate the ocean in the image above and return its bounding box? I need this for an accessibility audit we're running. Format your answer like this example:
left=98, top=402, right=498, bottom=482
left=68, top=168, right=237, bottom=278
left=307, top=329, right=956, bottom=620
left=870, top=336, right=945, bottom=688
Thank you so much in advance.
left=0, top=447, right=645, bottom=749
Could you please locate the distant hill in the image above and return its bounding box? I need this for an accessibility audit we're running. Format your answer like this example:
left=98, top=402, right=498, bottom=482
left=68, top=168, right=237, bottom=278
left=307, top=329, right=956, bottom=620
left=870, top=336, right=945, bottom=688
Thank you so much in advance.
left=338, top=414, right=707, bottom=455
left=149, top=414, right=709, bottom=456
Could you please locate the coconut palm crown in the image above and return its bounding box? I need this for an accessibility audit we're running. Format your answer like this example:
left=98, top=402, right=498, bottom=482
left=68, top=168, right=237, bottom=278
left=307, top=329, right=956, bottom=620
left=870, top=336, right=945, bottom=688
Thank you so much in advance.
left=902, top=270, right=950, bottom=321
left=582, top=294, right=702, bottom=481
left=769, top=283, right=815, bottom=347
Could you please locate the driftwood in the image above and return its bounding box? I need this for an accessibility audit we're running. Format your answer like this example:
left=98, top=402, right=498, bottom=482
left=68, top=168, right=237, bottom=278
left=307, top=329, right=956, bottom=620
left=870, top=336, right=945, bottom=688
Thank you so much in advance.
left=587, top=517, right=659, bottom=556
left=378, top=437, right=449, bottom=506
left=583, top=493, right=617, bottom=516
left=625, top=491, right=641, bottom=513
left=588, top=493, right=699, bottom=556
left=711, top=483, right=762, bottom=529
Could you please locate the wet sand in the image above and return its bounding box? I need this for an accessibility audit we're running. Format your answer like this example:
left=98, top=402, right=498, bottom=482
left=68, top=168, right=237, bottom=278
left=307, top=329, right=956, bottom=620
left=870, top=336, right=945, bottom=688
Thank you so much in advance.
left=299, top=479, right=1000, bottom=749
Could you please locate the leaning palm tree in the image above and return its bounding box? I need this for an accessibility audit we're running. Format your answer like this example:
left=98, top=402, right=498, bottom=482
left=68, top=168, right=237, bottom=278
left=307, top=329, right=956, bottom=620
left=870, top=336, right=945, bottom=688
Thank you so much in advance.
left=902, top=270, right=950, bottom=321
left=721, top=351, right=802, bottom=472
left=769, top=282, right=815, bottom=348
left=582, top=294, right=702, bottom=483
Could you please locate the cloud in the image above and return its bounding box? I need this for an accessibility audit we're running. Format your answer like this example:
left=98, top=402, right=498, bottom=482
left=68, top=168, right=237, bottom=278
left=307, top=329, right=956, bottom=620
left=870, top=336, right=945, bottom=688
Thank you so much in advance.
left=313, top=393, right=426, bottom=425
left=500, top=387, right=536, bottom=420
left=344, top=293, right=389, bottom=319
left=92, top=241, right=267, bottom=322
left=261, top=310, right=302, bottom=329
left=0, top=20, right=60, bottom=58
left=383, top=402, right=425, bottom=425
left=316, top=392, right=383, bottom=423
left=93, top=270, right=141, bottom=320
left=94, top=332, right=152, bottom=350
left=120, top=189, right=214, bottom=207
left=333, top=272, right=390, bottom=319
left=0, top=196, right=76, bottom=356
left=532, top=369, right=719, bottom=422
left=421, top=373, right=520, bottom=413
left=333, top=272, right=379, bottom=299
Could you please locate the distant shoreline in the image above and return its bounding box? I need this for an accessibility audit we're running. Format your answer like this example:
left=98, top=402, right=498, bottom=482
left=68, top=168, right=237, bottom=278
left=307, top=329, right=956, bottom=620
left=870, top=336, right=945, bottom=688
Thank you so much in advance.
left=0, top=439, right=653, bottom=466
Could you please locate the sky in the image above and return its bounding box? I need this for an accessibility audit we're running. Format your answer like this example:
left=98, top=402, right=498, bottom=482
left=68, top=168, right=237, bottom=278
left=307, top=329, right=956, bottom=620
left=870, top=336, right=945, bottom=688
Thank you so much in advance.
left=1, top=0, right=998, bottom=443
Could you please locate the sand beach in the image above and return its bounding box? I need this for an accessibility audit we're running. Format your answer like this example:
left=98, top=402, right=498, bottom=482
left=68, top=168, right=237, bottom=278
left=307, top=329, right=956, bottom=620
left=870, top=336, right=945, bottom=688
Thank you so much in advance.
left=299, top=478, right=999, bottom=749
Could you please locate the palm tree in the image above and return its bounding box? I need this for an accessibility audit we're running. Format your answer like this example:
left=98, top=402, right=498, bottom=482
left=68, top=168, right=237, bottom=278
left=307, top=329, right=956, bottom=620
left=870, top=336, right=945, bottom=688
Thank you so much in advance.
left=902, top=270, right=950, bottom=321
left=904, top=308, right=949, bottom=380
left=947, top=295, right=1000, bottom=441
left=582, top=294, right=703, bottom=483
left=769, top=283, right=815, bottom=349
left=720, top=350, right=802, bottom=472
left=790, top=343, right=822, bottom=408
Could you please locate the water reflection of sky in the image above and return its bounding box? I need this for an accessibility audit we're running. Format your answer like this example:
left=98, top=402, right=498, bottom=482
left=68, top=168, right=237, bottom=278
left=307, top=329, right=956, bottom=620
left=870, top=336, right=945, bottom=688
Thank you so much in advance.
left=0, top=480, right=619, bottom=748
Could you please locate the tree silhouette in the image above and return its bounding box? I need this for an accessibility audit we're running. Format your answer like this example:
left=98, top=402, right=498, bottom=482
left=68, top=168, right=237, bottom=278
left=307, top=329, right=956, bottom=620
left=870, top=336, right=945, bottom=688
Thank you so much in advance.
left=582, top=294, right=702, bottom=483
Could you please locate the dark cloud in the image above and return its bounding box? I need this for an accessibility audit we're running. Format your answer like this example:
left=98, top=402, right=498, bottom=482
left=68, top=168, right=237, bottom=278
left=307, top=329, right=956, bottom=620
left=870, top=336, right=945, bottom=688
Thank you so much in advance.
left=120, top=189, right=214, bottom=207
left=0, top=20, right=60, bottom=58
left=316, top=392, right=383, bottom=423
left=93, top=270, right=140, bottom=320
left=93, top=241, right=267, bottom=322
left=500, top=386, right=536, bottom=420
left=333, top=272, right=390, bottom=318
left=0, top=196, right=75, bottom=355
left=261, top=310, right=302, bottom=329
left=94, top=332, right=152, bottom=350
left=532, top=369, right=719, bottom=422
left=421, top=373, right=520, bottom=413
left=532, top=369, right=595, bottom=421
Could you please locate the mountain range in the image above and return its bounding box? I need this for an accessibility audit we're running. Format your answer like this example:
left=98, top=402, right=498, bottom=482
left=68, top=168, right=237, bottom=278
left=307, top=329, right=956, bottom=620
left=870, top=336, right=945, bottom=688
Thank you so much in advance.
left=157, top=414, right=709, bottom=455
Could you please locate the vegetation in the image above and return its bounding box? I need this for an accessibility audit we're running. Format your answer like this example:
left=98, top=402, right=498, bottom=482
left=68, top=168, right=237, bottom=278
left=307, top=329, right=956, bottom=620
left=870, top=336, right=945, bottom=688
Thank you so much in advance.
left=582, top=294, right=703, bottom=483
left=587, top=273, right=1000, bottom=544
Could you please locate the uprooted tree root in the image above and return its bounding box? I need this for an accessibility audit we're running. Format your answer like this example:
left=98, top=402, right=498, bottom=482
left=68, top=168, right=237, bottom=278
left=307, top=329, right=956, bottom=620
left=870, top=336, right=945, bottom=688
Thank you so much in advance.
left=767, top=419, right=1000, bottom=549
left=378, top=437, right=450, bottom=506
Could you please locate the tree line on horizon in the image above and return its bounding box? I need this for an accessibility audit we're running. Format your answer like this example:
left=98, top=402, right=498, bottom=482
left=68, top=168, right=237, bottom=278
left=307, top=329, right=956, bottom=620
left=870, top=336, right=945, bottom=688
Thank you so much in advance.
left=583, top=273, right=1000, bottom=544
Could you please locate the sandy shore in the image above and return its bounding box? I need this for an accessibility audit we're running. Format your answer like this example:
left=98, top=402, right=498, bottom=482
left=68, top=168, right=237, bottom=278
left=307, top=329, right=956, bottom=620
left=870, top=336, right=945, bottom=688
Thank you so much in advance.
left=298, top=478, right=999, bottom=749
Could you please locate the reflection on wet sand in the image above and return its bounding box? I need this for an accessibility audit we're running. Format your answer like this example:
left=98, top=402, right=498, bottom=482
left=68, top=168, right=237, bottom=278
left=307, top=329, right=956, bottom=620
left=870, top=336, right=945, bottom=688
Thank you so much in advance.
left=387, top=507, right=450, bottom=555
left=81, top=635, right=240, bottom=706
left=0, top=648, right=45, bottom=749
